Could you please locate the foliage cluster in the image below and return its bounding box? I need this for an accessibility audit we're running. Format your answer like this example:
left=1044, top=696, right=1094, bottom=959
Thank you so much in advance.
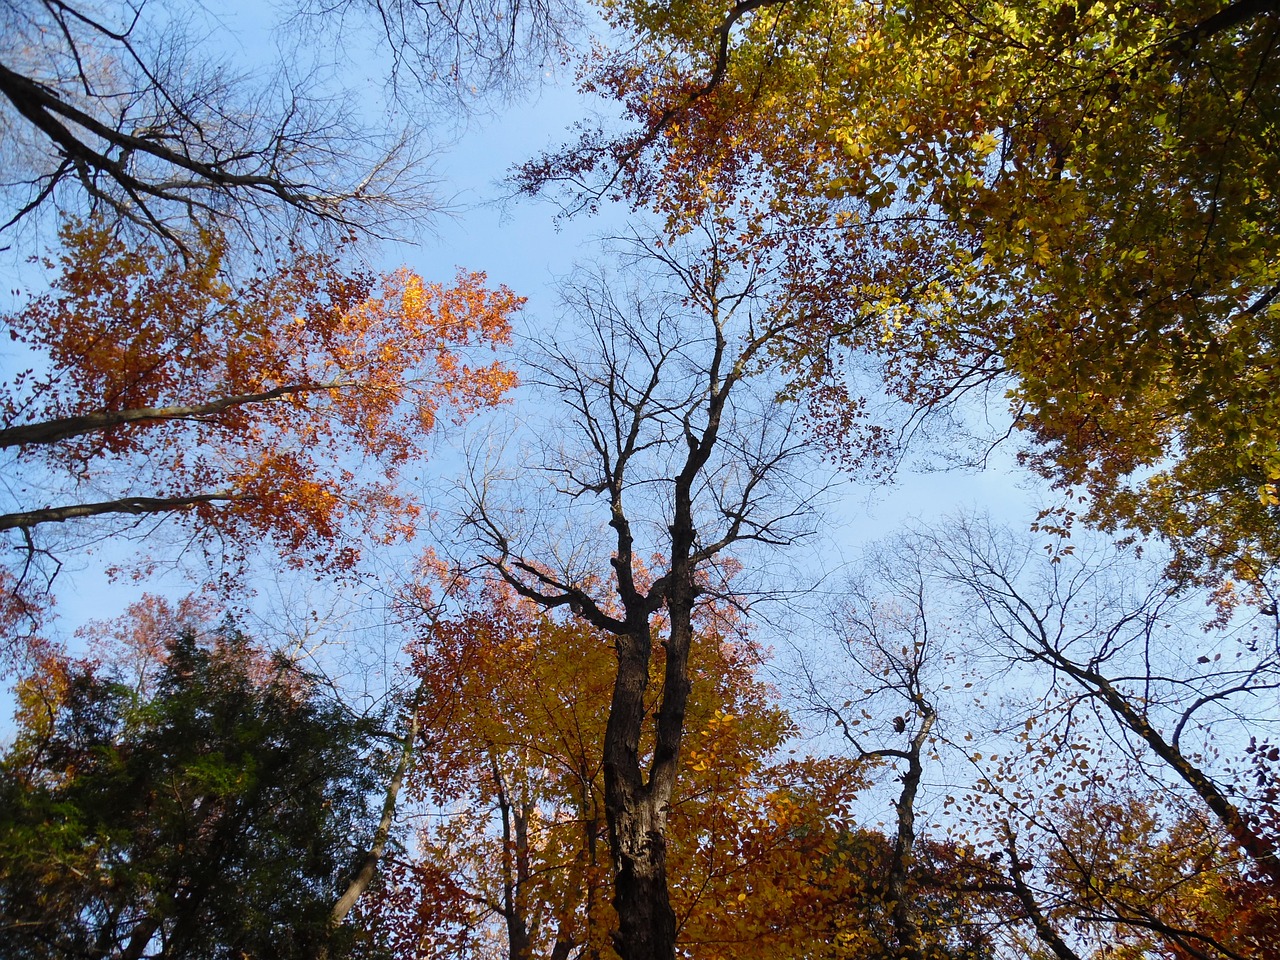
left=0, top=221, right=519, bottom=665
left=0, top=613, right=387, bottom=959
left=543, top=0, right=1280, bottom=599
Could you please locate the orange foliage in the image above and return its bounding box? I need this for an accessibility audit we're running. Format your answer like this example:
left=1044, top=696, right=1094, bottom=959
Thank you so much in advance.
left=76, top=592, right=223, bottom=697
left=0, top=221, right=521, bottom=583
left=1041, top=797, right=1280, bottom=960
left=365, top=582, right=868, bottom=960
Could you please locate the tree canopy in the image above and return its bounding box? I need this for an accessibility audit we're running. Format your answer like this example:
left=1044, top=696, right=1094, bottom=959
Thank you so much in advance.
left=532, top=0, right=1280, bottom=598
left=0, top=610, right=389, bottom=959
left=0, top=219, right=518, bottom=657
left=3, top=1, right=1280, bottom=960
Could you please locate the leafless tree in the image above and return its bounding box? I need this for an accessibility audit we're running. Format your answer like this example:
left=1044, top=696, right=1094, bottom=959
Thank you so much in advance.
left=797, top=539, right=1005, bottom=960
left=289, top=0, right=583, bottom=107
left=460, top=214, right=842, bottom=960
left=920, top=516, right=1280, bottom=885
left=844, top=517, right=1280, bottom=959
left=0, top=0, right=581, bottom=249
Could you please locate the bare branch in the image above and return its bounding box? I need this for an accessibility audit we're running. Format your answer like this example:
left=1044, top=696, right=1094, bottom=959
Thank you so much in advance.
left=0, top=493, right=238, bottom=532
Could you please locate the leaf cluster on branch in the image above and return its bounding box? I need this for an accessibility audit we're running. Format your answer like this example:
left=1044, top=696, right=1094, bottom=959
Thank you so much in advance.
left=0, top=220, right=519, bottom=658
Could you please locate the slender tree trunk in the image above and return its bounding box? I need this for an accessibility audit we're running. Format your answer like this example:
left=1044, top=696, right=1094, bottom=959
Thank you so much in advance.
left=325, top=699, right=420, bottom=954
left=492, top=758, right=535, bottom=960
left=886, top=709, right=935, bottom=960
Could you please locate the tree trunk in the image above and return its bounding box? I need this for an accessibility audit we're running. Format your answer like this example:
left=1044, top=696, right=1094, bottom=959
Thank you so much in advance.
left=602, top=584, right=695, bottom=960
left=603, top=614, right=679, bottom=960
left=886, top=709, right=934, bottom=960
left=609, top=795, right=677, bottom=960
left=323, top=699, right=419, bottom=958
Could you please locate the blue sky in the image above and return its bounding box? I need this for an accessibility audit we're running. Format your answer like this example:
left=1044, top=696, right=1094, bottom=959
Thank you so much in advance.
left=0, top=0, right=1049, bottom=653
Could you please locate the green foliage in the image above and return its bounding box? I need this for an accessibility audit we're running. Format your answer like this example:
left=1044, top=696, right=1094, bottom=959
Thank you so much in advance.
left=878, top=0, right=1280, bottom=598
left=0, top=626, right=387, bottom=959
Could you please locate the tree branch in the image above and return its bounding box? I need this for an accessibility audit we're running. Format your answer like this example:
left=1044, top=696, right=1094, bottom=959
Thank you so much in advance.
left=0, top=493, right=237, bottom=531
left=0, top=382, right=346, bottom=449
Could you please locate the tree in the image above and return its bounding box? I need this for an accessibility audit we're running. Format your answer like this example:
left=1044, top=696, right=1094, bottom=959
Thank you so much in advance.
left=854, top=0, right=1280, bottom=602
left=798, top=542, right=1023, bottom=960
left=460, top=214, right=875, bottom=960
left=0, top=610, right=391, bottom=960
left=381, top=581, right=625, bottom=960
left=931, top=518, right=1280, bottom=884
left=289, top=0, right=584, bottom=107
left=0, top=219, right=519, bottom=655
left=0, top=0, right=585, bottom=247
left=378, top=579, right=871, bottom=960
left=368, top=576, right=992, bottom=960
left=1028, top=794, right=1280, bottom=960
left=525, top=0, right=1280, bottom=598
left=847, top=517, right=1280, bottom=959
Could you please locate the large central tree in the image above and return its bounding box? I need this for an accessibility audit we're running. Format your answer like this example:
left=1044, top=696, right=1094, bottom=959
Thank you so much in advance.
left=463, top=215, right=880, bottom=960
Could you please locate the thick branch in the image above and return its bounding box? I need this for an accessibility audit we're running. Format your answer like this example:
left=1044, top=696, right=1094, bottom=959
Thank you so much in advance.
left=0, top=61, right=321, bottom=201
left=1170, top=0, right=1279, bottom=55
left=1003, top=829, right=1084, bottom=960
left=1043, top=647, right=1280, bottom=885
left=0, top=382, right=343, bottom=449
left=0, top=493, right=236, bottom=531
left=0, top=44, right=402, bottom=241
